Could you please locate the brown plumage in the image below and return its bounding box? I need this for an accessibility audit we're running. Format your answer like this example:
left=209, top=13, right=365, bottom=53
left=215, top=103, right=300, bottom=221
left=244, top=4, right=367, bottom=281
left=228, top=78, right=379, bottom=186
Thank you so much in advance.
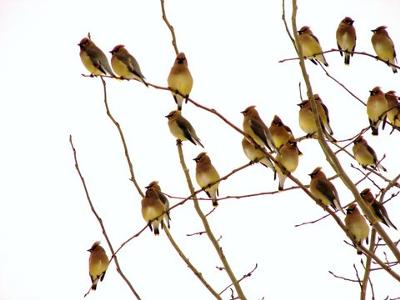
left=367, top=87, right=388, bottom=135
left=336, top=17, right=356, bottom=65
left=88, top=241, right=109, bottom=290
left=371, top=26, right=398, bottom=73
left=360, top=188, right=397, bottom=230
left=166, top=110, right=204, bottom=147
left=352, top=136, right=386, bottom=171
left=146, top=181, right=171, bottom=229
left=275, top=140, right=302, bottom=190
left=345, top=204, right=369, bottom=255
left=269, top=115, right=294, bottom=149
left=241, top=137, right=275, bottom=172
left=297, top=26, right=328, bottom=66
left=385, top=90, right=400, bottom=131
left=141, top=185, right=167, bottom=235
left=194, top=152, right=220, bottom=207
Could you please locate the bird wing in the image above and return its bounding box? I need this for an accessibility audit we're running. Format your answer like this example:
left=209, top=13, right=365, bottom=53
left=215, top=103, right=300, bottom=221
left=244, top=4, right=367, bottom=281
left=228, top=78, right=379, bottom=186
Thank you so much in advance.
left=316, top=180, right=337, bottom=208
left=126, top=55, right=145, bottom=79
left=176, top=118, right=197, bottom=145
left=250, top=119, right=270, bottom=149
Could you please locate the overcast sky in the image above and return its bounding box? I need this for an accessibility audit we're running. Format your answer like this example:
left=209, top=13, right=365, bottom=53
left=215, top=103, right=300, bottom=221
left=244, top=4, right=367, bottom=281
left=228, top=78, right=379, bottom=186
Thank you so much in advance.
left=1, top=0, right=400, bottom=299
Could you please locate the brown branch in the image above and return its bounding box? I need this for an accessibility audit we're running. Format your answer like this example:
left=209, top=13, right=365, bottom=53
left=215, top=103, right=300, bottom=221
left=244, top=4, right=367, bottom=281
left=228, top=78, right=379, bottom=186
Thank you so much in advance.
left=69, top=135, right=142, bottom=300
left=100, top=77, right=144, bottom=198
left=160, top=0, right=179, bottom=55
left=163, top=226, right=221, bottom=299
left=328, top=270, right=360, bottom=283
left=219, top=264, right=258, bottom=296
left=361, top=229, right=376, bottom=300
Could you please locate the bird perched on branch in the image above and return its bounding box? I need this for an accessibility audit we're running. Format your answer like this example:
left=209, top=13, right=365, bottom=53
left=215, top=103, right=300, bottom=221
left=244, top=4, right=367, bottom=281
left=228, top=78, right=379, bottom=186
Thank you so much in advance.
left=78, top=37, right=115, bottom=77
left=336, top=17, right=356, bottom=65
left=275, top=140, right=301, bottom=190
left=352, top=135, right=386, bottom=171
left=166, top=110, right=204, bottom=147
left=168, top=52, right=193, bottom=110
left=360, top=188, right=397, bottom=230
left=345, top=204, right=369, bottom=255
left=241, top=105, right=276, bottom=153
left=385, top=90, right=400, bottom=131
left=297, top=94, right=335, bottom=141
left=297, top=26, right=328, bottom=66
left=371, top=26, right=398, bottom=73
left=269, top=115, right=294, bottom=149
left=88, top=241, right=109, bottom=291
left=241, top=137, right=275, bottom=172
left=309, top=167, right=343, bottom=213
left=194, top=152, right=220, bottom=207
left=146, top=181, right=171, bottom=229
left=367, top=86, right=388, bottom=135
left=110, top=45, right=147, bottom=86
left=141, top=184, right=167, bottom=235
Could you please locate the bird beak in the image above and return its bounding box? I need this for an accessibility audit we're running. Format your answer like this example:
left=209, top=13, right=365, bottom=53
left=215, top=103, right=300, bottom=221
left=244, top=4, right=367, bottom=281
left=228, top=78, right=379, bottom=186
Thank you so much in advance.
left=371, top=29, right=375, bottom=33
left=240, top=110, right=245, bottom=114
left=297, top=103, right=303, bottom=106
left=87, top=249, right=91, bottom=252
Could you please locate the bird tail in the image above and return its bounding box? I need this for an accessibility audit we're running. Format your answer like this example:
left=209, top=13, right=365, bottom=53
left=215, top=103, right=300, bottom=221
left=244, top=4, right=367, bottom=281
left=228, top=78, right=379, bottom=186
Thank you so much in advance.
left=344, top=53, right=350, bottom=65
left=371, top=125, right=379, bottom=136
left=174, top=95, right=184, bottom=111
left=277, top=169, right=286, bottom=191
left=392, top=66, right=398, bottom=73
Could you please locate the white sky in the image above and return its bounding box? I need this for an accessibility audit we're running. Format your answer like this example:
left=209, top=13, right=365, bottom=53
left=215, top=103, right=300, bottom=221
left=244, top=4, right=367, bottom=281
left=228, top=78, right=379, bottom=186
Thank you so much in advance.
left=1, top=0, right=400, bottom=299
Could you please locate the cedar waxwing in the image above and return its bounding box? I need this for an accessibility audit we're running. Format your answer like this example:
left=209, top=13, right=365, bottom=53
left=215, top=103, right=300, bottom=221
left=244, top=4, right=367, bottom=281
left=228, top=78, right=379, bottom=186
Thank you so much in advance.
left=194, top=152, right=220, bottom=207
left=269, top=115, right=294, bottom=149
left=165, top=110, right=204, bottom=147
left=298, top=94, right=334, bottom=140
left=167, top=52, right=193, bottom=110
left=385, top=90, right=400, bottom=130
left=141, top=185, right=166, bottom=235
left=88, top=241, right=109, bottom=290
left=78, top=37, right=115, bottom=77
left=110, top=45, right=147, bottom=86
left=352, top=135, right=386, bottom=171
left=345, top=204, right=369, bottom=255
left=367, top=87, right=388, bottom=135
left=371, top=26, right=398, bottom=73
left=360, top=188, right=397, bottom=230
left=275, top=140, right=302, bottom=190
left=241, top=137, right=275, bottom=171
left=241, top=106, right=276, bottom=153
left=309, top=167, right=343, bottom=213
left=146, top=181, right=171, bottom=229
left=336, top=17, right=356, bottom=65
left=297, top=26, right=328, bottom=66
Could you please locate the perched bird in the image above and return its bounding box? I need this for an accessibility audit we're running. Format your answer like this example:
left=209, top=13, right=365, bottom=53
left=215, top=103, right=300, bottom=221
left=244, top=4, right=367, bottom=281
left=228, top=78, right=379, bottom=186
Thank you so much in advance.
left=269, top=115, right=294, bottom=149
left=241, top=105, right=276, bottom=153
left=78, top=37, right=115, bottom=76
left=141, top=185, right=166, bottom=235
left=385, top=90, right=400, bottom=130
left=241, top=137, right=275, bottom=172
left=336, top=17, right=356, bottom=65
left=371, top=26, right=398, bottom=73
left=167, top=52, right=193, bottom=110
left=345, top=204, right=369, bottom=255
left=360, top=188, right=397, bottom=230
left=146, top=181, right=171, bottom=229
left=367, top=87, right=388, bottom=135
left=309, top=167, right=343, bottom=213
left=360, top=188, right=398, bottom=230
left=298, top=94, right=334, bottom=140
left=166, top=110, right=204, bottom=147
left=110, top=45, right=147, bottom=86
left=194, top=152, right=220, bottom=207
left=352, top=135, right=386, bottom=171
left=275, top=140, right=301, bottom=190
left=88, top=241, right=109, bottom=290
left=297, top=26, right=328, bottom=66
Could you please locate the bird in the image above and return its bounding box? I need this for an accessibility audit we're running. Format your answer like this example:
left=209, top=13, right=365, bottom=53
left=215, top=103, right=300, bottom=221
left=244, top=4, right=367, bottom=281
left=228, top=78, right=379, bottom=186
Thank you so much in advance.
left=385, top=90, right=400, bottom=130
left=146, top=181, right=171, bottom=229
left=110, top=44, right=147, bottom=86
left=297, top=94, right=334, bottom=140
left=88, top=241, right=109, bottom=290
left=336, top=17, right=356, bottom=65
left=269, top=115, right=294, bottom=149
left=241, top=105, right=276, bottom=153
left=371, top=26, right=398, bottom=73
left=360, top=188, right=397, bottom=230
left=345, top=204, right=369, bottom=255
left=352, top=135, right=386, bottom=171
left=297, top=26, right=328, bottom=66
left=367, top=86, right=388, bottom=135
left=165, top=110, right=204, bottom=147
left=167, top=52, right=193, bottom=110
left=194, top=152, right=220, bottom=207
left=275, top=140, right=302, bottom=190
left=141, top=185, right=167, bottom=235
left=78, top=37, right=115, bottom=77
left=309, top=167, right=343, bottom=213
left=241, top=137, right=275, bottom=172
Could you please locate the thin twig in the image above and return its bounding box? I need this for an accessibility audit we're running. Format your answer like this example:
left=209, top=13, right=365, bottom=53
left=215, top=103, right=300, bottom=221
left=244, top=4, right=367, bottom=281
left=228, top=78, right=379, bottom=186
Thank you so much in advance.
left=219, top=264, right=258, bottom=296
left=160, top=0, right=179, bottom=55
